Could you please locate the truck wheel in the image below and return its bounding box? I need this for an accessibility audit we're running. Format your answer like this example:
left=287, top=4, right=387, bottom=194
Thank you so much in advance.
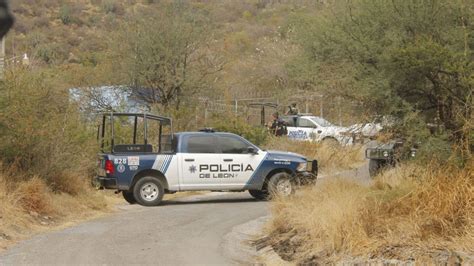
left=267, top=172, right=294, bottom=198
left=122, top=191, right=137, bottom=204
left=248, top=190, right=269, bottom=200
left=322, top=137, right=339, bottom=146
left=133, top=176, right=165, bottom=206
left=369, top=159, right=386, bottom=178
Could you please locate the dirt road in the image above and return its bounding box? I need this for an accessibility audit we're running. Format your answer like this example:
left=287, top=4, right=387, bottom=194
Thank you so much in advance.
left=0, top=192, right=268, bottom=265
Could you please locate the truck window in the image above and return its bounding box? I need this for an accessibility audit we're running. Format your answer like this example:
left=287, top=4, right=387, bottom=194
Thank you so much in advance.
left=218, top=136, right=249, bottom=154
left=282, top=116, right=296, bottom=127
left=298, top=118, right=316, bottom=128
left=187, top=136, right=218, bottom=153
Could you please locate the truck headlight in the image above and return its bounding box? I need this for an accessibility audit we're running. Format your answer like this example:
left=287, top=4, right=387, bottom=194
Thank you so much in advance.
left=383, top=151, right=389, bottom=157
left=297, top=162, right=307, bottom=172
left=411, top=150, right=416, bottom=157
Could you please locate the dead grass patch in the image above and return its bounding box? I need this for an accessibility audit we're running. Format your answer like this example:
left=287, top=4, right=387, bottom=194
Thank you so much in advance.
left=0, top=170, right=113, bottom=251
left=267, top=162, right=474, bottom=264
left=16, top=177, right=54, bottom=215
left=48, top=172, right=88, bottom=196
left=263, top=137, right=365, bottom=173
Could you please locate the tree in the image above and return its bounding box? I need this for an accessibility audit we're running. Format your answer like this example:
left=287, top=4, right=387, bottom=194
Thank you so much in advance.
left=289, top=0, right=473, bottom=153
left=112, top=2, right=223, bottom=110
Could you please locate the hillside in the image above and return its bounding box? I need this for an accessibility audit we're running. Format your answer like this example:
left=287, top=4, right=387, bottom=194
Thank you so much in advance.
left=8, top=1, right=305, bottom=95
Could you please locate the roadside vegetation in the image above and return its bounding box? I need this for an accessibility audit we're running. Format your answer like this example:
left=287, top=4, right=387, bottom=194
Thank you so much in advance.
left=263, top=137, right=365, bottom=174
left=267, top=161, right=473, bottom=264
left=0, top=171, right=113, bottom=250
left=263, top=0, right=473, bottom=263
left=0, top=67, right=115, bottom=249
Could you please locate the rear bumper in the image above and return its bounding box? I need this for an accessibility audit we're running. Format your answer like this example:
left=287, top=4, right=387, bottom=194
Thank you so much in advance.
left=92, top=176, right=118, bottom=190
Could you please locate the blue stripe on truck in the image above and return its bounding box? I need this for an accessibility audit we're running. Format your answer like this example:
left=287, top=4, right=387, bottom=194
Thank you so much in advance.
left=163, top=155, right=173, bottom=174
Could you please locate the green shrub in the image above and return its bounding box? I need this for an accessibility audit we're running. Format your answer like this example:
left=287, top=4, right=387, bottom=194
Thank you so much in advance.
left=0, top=68, right=97, bottom=192
left=211, top=115, right=268, bottom=146
left=101, top=0, right=118, bottom=14
left=242, top=10, right=253, bottom=20
left=59, top=5, right=72, bottom=25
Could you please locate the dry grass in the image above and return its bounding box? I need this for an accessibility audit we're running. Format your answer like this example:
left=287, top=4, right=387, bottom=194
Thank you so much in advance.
left=263, top=137, right=365, bottom=174
left=0, top=170, right=114, bottom=251
left=267, top=161, right=474, bottom=264
left=47, top=171, right=91, bottom=196
left=16, top=177, right=55, bottom=215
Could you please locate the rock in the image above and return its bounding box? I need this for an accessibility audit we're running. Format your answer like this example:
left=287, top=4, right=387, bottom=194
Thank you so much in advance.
left=29, top=211, right=39, bottom=218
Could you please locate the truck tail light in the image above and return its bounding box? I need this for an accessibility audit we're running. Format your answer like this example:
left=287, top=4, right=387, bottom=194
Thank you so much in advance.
left=105, top=159, right=114, bottom=175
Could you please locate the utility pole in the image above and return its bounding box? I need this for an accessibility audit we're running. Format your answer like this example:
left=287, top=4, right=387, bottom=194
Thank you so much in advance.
left=318, top=94, right=324, bottom=118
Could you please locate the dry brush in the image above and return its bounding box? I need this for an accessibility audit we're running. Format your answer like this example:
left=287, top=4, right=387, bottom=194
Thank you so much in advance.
left=267, top=161, right=473, bottom=264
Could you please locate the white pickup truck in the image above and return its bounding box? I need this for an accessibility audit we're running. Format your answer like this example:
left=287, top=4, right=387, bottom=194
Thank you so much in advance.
left=281, top=115, right=353, bottom=145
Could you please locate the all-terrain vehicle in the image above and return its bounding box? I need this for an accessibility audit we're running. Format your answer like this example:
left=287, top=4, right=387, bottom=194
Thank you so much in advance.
left=93, top=112, right=318, bottom=206
left=365, top=140, right=418, bottom=177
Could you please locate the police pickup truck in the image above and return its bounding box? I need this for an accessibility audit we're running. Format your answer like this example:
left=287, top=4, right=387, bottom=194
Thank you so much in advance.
left=93, top=113, right=317, bottom=206
left=281, top=115, right=353, bottom=145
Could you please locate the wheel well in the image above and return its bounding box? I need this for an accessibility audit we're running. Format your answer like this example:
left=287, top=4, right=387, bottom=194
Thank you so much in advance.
left=262, top=168, right=293, bottom=190
left=131, top=169, right=169, bottom=190
left=322, top=136, right=337, bottom=141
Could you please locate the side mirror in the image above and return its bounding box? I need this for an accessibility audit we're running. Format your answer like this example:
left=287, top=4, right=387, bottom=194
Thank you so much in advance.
left=247, top=146, right=258, bottom=155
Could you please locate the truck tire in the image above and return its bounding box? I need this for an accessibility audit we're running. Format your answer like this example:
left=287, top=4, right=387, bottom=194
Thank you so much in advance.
left=369, top=159, right=386, bottom=178
left=267, top=172, right=294, bottom=198
left=248, top=189, right=269, bottom=200
left=122, top=191, right=137, bottom=204
left=322, top=137, right=339, bottom=146
left=133, top=176, right=165, bottom=206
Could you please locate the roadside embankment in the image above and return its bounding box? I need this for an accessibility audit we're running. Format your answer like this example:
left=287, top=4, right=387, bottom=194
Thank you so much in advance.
left=0, top=169, right=212, bottom=251
left=265, top=162, right=474, bottom=264
left=0, top=169, right=119, bottom=251
left=0, top=69, right=122, bottom=251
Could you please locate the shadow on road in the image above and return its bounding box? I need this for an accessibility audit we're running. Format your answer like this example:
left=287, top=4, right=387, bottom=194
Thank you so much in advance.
left=161, top=197, right=262, bottom=206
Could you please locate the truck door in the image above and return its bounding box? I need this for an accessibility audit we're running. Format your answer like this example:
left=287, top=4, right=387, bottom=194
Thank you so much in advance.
left=214, top=135, right=266, bottom=189
left=179, top=135, right=222, bottom=190
left=287, top=117, right=318, bottom=141
left=296, top=117, right=321, bottom=141
left=179, top=134, right=266, bottom=190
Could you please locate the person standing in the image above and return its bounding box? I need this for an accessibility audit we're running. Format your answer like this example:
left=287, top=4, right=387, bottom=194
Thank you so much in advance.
left=286, top=103, right=299, bottom=115
left=268, top=112, right=287, bottom=137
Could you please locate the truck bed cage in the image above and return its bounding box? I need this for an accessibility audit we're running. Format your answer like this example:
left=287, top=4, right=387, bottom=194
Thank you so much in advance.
left=248, top=102, right=278, bottom=126
left=101, top=112, right=172, bottom=124
left=99, top=112, right=173, bottom=154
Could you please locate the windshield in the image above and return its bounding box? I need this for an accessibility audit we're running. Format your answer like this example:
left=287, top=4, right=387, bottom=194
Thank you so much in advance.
left=309, top=117, right=333, bottom=127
